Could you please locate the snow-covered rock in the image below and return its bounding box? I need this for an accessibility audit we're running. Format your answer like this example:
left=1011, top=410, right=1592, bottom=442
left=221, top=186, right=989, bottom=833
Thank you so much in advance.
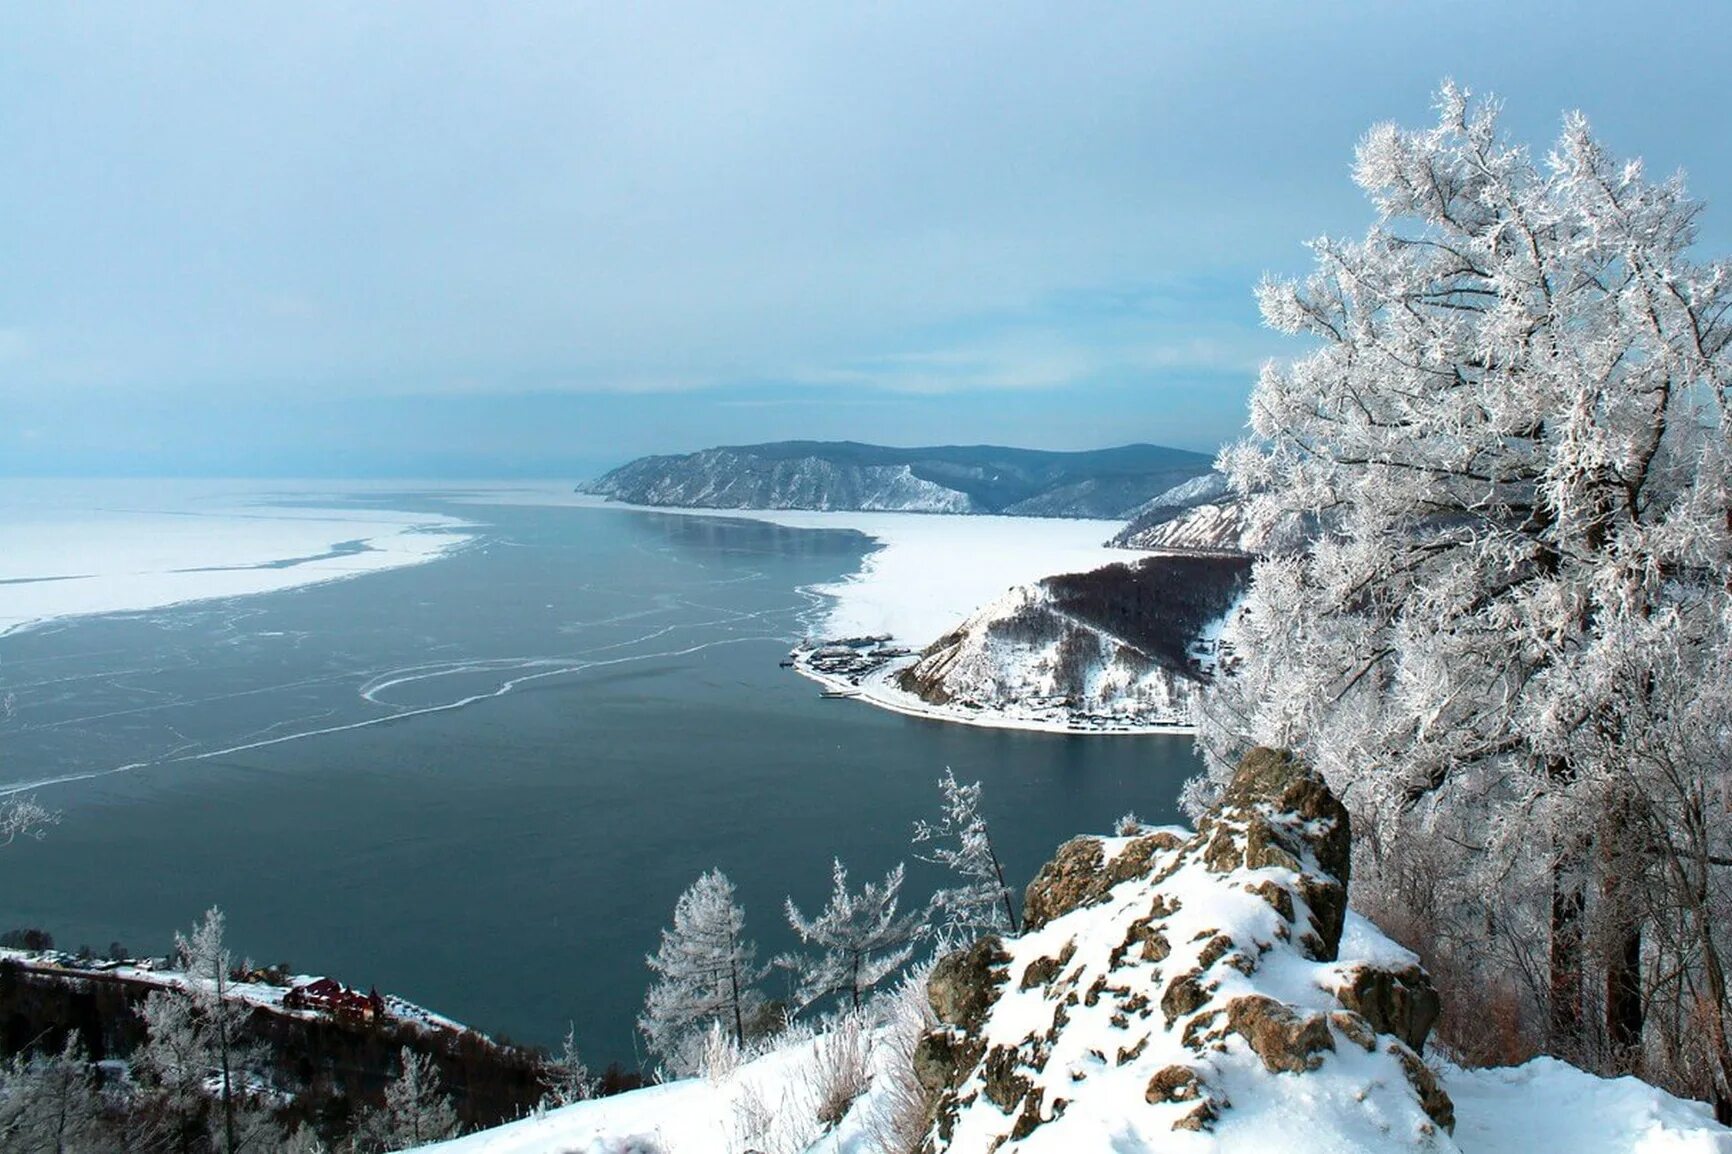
left=918, top=746, right=1455, bottom=1151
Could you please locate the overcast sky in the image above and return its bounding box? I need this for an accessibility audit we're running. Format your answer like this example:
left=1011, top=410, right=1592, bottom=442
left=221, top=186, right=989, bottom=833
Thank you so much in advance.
left=5, top=2, right=1731, bottom=477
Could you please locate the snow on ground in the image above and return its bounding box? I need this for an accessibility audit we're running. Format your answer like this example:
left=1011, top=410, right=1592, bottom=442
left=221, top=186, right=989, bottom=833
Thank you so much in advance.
left=0, top=479, right=473, bottom=636
left=1448, top=1058, right=1732, bottom=1153
left=419, top=1026, right=900, bottom=1154
left=744, top=509, right=1140, bottom=646
left=410, top=1010, right=1732, bottom=1154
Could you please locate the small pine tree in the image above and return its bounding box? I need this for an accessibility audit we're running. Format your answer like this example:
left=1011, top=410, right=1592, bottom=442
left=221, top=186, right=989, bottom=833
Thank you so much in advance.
left=0, top=1034, right=110, bottom=1153
left=781, top=859, right=923, bottom=1014
left=351, top=1048, right=459, bottom=1152
left=639, top=870, right=768, bottom=1076
left=135, top=907, right=274, bottom=1153
left=913, top=769, right=1019, bottom=938
left=541, top=1023, right=597, bottom=1107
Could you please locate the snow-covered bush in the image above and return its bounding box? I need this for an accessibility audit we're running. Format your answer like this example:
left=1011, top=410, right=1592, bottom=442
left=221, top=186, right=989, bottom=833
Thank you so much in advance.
left=803, top=1009, right=873, bottom=1130
left=864, top=959, right=939, bottom=1154
left=0, top=795, right=57, bottom=848
left=541, top=1023, right=599, bottom=1107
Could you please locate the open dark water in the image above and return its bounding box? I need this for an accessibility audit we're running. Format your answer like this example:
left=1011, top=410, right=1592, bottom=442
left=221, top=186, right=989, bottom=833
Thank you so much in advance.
left=0, top=494, right=1202, bottom=1064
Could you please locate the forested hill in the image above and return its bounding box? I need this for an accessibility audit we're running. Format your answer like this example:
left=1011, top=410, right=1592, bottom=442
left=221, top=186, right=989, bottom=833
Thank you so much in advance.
left=579, top=441, right=1214, bottom=519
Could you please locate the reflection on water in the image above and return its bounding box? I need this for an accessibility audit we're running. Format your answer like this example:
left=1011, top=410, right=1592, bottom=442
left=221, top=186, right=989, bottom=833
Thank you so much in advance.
left=0, top=496, right=1202, bottom=1064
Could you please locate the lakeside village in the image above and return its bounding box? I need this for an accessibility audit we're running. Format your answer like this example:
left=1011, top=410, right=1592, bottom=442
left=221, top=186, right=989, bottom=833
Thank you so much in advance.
left=0, top=943, right=459, bottom=1037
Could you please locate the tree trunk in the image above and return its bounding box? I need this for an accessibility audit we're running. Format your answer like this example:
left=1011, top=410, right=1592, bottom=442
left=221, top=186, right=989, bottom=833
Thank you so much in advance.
left=215, top=968, right=236, bottom=1154
left=1600, top=793, right=1646, bottom=1073
left=986, top=836, right=1020, bottom=934
left=1698, top=928, right=1732, bottom=1126
left=1550, top=872, right=1586, bottom=1056
left=1604, top=924, right=1644, bottom=1072
left=729, top=962, right=744, bottom=1046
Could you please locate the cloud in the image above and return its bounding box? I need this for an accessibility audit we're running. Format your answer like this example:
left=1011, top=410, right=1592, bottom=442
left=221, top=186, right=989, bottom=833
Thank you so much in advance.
left=3, top=2, right=1731, bottom=471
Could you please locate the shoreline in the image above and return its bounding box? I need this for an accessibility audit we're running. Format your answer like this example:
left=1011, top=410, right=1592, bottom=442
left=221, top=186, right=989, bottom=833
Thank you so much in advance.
left=474, top=491, right=1199, bottom=738
left=786, top=645, right=1199, bottom=737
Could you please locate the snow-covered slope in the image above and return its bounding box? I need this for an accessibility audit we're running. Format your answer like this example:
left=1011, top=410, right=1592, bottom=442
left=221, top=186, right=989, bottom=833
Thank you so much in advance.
left=1107, top=470, right=1253, bottom=553
left=918, top=748, right=1732, bottom=1153
left=892, top=554, right=1251, bottom=728
left=1112, top=500, right=1249, bottom=551
left=1122, top=471, right=1232, bottom=520
left=581, top=442, right=1214, bottom=519
left=898, top=584, right=1191, bottom=722
left=1106, top=471, right=1314, bottom=554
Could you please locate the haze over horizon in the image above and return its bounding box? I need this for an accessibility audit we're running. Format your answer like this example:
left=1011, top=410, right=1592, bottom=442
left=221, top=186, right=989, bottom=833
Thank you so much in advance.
left=6, top=2, right=1732, bottom=478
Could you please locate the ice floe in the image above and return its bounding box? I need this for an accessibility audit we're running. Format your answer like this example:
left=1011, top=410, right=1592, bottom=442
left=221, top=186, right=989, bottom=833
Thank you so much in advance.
left=0, top=479, right=473, bottom=636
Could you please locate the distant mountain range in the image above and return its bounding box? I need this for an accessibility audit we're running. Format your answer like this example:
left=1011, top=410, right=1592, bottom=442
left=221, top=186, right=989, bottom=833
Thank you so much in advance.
left=579, top=441, right=1215, bottom=519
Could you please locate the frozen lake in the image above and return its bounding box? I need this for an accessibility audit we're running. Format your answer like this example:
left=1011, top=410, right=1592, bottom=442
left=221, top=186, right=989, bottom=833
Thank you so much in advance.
left=0, top=485, right=1203, bottom=1066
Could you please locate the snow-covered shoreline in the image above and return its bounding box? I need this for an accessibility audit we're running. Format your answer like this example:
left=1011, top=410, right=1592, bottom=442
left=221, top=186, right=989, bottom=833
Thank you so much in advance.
left=0, top=946, right=471, bottom=1037
left=0, top=479, right=475, bottom=636
left=463, top=488, right=1193, bottom=736
left=789, top=650, right=1197, bottom=736
left=462, top=489, right=1143, bottom=642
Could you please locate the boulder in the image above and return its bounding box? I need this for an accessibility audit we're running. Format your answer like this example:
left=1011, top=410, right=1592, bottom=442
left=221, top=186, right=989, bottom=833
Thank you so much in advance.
left=925, top=747, right=1454, bottom=1151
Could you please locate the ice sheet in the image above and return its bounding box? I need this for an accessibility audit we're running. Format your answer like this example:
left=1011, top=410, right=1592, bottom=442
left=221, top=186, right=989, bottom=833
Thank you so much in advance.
left=0, top=479, right=473, bottom=636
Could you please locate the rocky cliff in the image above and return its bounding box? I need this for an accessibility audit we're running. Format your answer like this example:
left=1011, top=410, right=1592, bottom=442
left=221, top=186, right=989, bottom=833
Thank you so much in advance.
left=916, top=748, right=1453, bottom=1151
left=580, top=442, right=1214, bottom=519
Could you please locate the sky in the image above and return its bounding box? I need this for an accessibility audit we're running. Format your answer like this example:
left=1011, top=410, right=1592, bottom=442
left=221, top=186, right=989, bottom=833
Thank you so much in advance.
left=4, top=2, right=1732, bottom=479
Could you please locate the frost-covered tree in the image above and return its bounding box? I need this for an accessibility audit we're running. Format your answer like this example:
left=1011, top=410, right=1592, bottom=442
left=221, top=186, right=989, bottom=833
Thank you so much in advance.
left=1199, top=83, right=1732, bottom=1090
left=781, top=860, right=923, bottom=1013
left=136, top=907, right=274, bottom=1153
left=0, top=1034, right=111, bottom=1153
left=350, top=1047, right=458, bottom=1152
left=0, top=796, right=57, bottom=848
left=639, top=870, right=768, bottom=1075
left=540, top=1023, right=597, bottom=1108
left=913, top=770, right=1018, bottom=938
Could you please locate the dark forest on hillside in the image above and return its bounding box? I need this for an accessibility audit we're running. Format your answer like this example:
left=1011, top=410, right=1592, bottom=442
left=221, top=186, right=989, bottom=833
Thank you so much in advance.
left=1037, top=554, right=1251, bottom=674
